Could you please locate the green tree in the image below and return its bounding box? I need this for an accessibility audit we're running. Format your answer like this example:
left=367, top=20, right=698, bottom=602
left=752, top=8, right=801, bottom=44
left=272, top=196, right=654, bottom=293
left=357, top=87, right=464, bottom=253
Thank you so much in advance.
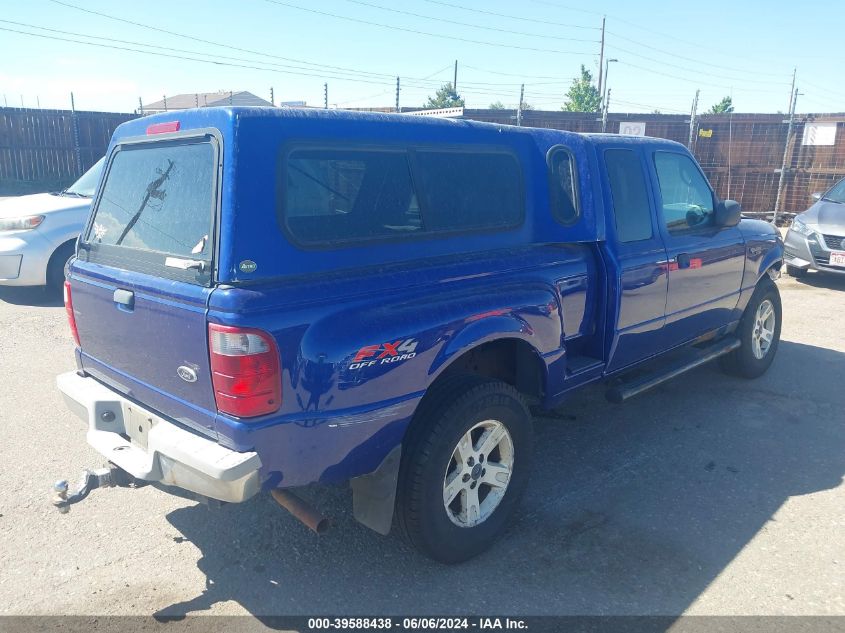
left=708, top=96, right=734, bottom=114
left=489, top=101, right=506, bottom=110
left=562, top=65, right=602, bottom=112
left=424, top=82, right=464, bottom=109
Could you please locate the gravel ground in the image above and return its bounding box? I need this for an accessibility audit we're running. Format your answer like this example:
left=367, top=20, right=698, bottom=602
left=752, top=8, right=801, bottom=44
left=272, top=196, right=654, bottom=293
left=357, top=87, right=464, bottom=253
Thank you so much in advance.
left=0, top=273, right=843, bottom=618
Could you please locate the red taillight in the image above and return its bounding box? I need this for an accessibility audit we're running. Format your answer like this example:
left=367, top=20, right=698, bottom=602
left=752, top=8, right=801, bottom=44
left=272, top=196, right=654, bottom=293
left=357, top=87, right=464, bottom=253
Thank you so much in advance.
left=146, top=121, right=180, bottom=135
left=64, top=281, right=80, bottom=347
left=208, top=323, right=281, bottom=418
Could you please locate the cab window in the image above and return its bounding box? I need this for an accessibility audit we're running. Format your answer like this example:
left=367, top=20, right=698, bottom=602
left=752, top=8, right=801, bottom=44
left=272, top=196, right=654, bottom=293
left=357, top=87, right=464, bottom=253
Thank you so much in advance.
left=653, top=151, right=715, bottom=234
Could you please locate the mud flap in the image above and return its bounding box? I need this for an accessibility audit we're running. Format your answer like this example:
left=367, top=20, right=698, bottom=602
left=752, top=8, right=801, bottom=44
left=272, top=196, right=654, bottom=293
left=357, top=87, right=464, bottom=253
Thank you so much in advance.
left=350, top=445, right=402, bottom=535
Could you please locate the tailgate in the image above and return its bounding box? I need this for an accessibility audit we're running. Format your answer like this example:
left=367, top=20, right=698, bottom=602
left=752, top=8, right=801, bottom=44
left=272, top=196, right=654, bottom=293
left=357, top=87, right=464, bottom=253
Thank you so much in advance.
left=70, top=131, right=221, bottom=437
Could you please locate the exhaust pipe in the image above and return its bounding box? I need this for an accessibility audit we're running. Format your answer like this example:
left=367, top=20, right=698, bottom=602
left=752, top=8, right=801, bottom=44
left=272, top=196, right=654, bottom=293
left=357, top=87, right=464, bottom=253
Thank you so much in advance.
left=271, top=489, right=330, bottom=534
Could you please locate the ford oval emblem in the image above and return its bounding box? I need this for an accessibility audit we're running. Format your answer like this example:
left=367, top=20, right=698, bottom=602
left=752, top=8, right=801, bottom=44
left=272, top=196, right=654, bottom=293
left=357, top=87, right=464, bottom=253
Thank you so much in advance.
left=177, top=366, right=198, bottom=383
left=239, top=260, right=258, bottom=273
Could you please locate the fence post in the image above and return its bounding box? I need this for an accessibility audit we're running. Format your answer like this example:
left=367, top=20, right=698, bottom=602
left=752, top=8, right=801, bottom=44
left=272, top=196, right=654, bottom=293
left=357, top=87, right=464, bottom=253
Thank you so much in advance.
left=70, top=92, right=83, bottom=177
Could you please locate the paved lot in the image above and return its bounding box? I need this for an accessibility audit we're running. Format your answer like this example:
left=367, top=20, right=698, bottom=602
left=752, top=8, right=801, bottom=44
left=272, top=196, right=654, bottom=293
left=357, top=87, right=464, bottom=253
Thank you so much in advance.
left=0, top=274, right=843, bottom=618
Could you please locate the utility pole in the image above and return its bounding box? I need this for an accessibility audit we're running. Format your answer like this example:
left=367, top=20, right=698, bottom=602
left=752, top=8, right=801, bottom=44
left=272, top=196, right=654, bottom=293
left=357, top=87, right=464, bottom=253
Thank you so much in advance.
left=395, top=76, right=401, bottom=113
left=597, top=16, right=606, bottom=97
left=687, top=89, right=700, bottom=150
left=324, top=83, right=328, bottom=109
left=138, top=97, right=143, bottom=115
left=453, top=60, right=458, bottom=92
left=787, top=68, right=796, bottom=115
left=773, top=87, right=799, bottom=225
left=163, top=94, right=167, bottom=111
left=517, top=84, right=525, bottom=127
left=195, top=93, right=199, bottom=108
left=270, top=86, right=275, bottom=106
left=601, top=88, right=611, bottom=132
left=70, top=92, right=82, bottom=176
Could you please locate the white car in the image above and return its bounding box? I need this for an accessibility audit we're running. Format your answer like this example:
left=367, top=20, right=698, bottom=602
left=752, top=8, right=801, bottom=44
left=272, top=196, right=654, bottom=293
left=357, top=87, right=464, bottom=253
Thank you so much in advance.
left=0, top=158, right=103, bottom=290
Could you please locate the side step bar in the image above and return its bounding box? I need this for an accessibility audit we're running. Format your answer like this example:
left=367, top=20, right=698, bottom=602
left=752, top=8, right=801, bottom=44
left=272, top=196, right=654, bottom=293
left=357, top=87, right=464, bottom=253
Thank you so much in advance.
left=605, top=337, right=740, bottom=404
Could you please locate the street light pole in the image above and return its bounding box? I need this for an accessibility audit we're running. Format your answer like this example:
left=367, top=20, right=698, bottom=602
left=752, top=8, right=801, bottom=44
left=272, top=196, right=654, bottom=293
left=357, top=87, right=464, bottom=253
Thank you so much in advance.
left=602, top=58, right=618, bottom=133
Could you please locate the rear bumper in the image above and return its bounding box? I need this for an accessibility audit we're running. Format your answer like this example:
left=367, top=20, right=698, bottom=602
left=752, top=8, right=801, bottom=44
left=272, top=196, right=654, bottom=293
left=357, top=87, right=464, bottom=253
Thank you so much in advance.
left=56, top=371, right=261, bottom=502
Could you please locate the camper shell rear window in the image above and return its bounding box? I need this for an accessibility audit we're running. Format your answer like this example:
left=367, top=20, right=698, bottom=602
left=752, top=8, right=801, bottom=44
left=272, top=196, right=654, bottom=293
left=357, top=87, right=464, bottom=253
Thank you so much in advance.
left=82, top=134, right=219, bottom=284
left=280, top=144, right=524, bottom=247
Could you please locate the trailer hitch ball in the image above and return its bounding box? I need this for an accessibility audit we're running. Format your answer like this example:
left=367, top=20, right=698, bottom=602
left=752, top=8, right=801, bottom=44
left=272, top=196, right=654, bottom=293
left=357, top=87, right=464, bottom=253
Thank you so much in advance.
left=53, top=479, right=70, bottom=514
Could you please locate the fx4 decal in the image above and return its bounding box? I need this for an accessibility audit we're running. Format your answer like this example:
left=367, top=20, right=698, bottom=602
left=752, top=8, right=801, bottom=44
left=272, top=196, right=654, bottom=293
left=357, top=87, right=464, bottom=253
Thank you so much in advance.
left=349, top=338, right=419, bottom=370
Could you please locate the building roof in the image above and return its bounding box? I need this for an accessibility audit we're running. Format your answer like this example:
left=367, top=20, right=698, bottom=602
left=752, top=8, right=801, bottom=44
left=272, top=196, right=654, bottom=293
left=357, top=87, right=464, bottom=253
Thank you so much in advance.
left=142, top=91, right=274, bottom=111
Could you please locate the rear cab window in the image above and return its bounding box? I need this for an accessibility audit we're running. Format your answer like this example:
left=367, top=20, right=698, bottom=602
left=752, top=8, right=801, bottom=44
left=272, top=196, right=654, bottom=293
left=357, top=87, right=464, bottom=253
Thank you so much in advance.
left=281, top=145, right=523, bottom=247
left=547, top=146, right=579, bottom=226
left=83, top=134, right=219, bottom=284
left=604, top=149, right=653, bottom=243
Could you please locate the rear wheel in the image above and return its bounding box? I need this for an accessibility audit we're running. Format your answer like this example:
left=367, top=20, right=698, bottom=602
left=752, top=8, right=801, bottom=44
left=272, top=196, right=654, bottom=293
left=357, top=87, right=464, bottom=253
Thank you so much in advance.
left=786, top=264, right=807, bottom=278
left=719, top=277, right=782, bottom=378
left=46, top=241, right=75, bottom=292
left=397, top=375, right=533, bottom=563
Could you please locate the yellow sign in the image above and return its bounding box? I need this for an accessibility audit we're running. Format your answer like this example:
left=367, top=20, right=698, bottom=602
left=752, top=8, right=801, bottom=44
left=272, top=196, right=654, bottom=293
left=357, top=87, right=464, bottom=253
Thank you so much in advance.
left=699, top=129, right=713, bottom=138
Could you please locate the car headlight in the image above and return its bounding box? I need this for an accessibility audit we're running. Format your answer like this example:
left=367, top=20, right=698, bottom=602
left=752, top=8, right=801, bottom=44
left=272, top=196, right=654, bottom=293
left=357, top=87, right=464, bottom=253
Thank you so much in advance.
left=791, top=216, right=817, bottom=238
left=0, top=215, right=45, bottom=232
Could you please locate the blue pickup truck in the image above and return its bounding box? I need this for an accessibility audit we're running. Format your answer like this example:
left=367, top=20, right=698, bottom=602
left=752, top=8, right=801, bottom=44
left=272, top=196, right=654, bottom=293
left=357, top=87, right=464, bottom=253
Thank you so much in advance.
left=56, top=107, right=783, bottom=563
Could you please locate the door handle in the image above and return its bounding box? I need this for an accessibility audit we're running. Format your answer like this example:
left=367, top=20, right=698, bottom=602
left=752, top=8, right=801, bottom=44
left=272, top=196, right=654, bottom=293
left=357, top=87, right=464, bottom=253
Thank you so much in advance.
left=676, top=253, right=691, bottom=269
left=113, top=289, right=134, bottom=310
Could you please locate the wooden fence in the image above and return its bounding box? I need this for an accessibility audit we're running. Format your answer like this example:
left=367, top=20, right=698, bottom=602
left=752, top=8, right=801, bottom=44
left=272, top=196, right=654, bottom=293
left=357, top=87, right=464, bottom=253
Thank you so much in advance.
left=2, top=105, right=845, bottom=213
left=0, top=107, right=138, bottom=190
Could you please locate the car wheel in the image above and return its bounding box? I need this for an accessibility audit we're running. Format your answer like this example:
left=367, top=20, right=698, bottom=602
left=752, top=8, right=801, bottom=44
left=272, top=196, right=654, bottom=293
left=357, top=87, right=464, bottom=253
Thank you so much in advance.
left=46, top=242, right=76, bottom=293
left=786, top=264, right=807, bottom=278
left=719, top=277, right=782, bottom=379
left=396, top=375, right=533, bottom=564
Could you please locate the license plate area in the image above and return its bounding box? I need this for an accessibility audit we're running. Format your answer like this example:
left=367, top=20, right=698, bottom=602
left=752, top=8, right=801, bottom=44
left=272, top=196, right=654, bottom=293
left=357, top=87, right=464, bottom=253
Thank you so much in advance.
left=122, top=402, right=156, bottom=450
left=829, top=250, right=845, bottom=267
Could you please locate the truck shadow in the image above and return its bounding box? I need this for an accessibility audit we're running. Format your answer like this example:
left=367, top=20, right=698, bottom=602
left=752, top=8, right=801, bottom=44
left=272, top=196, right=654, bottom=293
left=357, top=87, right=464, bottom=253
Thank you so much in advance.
left=157, top=339, right=844, bottom=620
left=791, top=272, right=845, bottom=291
left=0, top=286, right=63, bottom=307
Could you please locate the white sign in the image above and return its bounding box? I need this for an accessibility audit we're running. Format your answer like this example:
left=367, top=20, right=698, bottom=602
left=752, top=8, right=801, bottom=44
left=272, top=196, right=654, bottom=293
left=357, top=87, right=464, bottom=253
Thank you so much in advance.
left=619, top=121, right=647, bottom=136
left=802, top=122, right=837, bottom=146
left=406, top=107, right=464, bottom=118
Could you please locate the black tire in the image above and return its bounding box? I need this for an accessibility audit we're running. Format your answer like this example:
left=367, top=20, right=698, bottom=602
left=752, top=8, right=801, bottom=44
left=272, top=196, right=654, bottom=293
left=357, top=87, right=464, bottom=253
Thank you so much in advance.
left=396, top=375, right=533, bottom=564
left=786, top=264, right=807, bottom=278
left=719, top=277, right=782, bottom=378
left=46, top=241, right=75, bottom=292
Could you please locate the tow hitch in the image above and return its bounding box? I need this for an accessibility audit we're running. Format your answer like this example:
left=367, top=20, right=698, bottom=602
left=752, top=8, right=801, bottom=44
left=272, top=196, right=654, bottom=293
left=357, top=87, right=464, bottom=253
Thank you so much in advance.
left=52, top=464, right=140, bottom=513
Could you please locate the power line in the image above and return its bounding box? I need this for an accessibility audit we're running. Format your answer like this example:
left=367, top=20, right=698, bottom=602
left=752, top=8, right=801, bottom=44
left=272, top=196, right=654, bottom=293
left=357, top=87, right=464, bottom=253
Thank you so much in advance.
left=0, top=24, right=438, bottom=90
left=608, top=43, right=792, bottom=86
left=421, top=0, right=600, bottom=30
left=44, top=0, right=400, bottom=82
left=462, top=64, right=577, bottom=83
left=261, top=0, right=594, bottom=55
left=616, top=61, right=787, bottom=94
left=338, top=0, right=599, bottom=43
left=606, top=31, right=787, bottom=78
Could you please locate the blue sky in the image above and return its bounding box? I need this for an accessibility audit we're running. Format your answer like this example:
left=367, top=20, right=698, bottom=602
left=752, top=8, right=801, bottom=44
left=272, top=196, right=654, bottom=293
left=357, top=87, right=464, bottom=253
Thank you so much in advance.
left=0, top=0, right=842, bottom=114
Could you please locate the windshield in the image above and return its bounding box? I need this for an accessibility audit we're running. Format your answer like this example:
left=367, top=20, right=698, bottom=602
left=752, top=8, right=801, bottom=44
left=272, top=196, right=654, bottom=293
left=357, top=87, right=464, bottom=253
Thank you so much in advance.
left=65, top=157, right=105, bottom=197
left=823, top=178, right=845, bottom=204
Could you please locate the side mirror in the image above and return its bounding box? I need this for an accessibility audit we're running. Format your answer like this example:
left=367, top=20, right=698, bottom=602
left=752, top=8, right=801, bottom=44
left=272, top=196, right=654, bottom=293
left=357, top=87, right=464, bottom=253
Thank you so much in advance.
left=811, top=192, right=822, bottom=201
left=716, top=199, right=742, bottom=227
